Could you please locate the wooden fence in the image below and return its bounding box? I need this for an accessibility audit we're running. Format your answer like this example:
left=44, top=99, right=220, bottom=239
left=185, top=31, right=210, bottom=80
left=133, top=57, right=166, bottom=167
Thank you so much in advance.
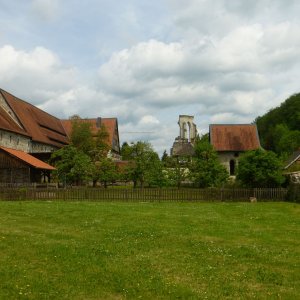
left=0, top=187, right=288, bottom=202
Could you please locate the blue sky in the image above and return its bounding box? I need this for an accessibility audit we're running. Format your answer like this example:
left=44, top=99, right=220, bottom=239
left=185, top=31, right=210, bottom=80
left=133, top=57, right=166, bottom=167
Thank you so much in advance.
left=1, top=0, right=300, bottom=155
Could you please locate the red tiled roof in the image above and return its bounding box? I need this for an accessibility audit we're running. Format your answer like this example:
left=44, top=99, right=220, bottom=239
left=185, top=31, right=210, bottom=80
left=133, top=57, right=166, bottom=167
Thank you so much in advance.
left=61, top=118, right=118, bottom=148
left=0, top=146, right=55, bottom=170
left=0, top=89, right=68, bottom=148
left=210, top=124, right=261, bottom=151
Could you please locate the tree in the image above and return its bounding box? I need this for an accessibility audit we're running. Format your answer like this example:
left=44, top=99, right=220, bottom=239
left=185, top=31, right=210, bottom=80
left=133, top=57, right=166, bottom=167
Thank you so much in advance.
left=236, top=149, right=285, bottom=187
left=256, top=93, right=300, bottom=155
left=120, top=142, right=132, bottom=160
left=93, top=124, right=110, bottom=160
left=52, top=116, right=115, bottom=186
left=121, top=141, right=163, bottom=187
left=161, top=150, right=169, bottom=164
left=273, top=124, right=300, bottom=159
left=70, top=117, right=94, bottom=155
left=51, top=145, right=93, bottom=185
left=163, top=158, right=189, bottom=188
left=189, top=136, right=229, bottom=188
left=144, top=151, right=165, bottom=187
left=92, top=157, right=118, bottom=188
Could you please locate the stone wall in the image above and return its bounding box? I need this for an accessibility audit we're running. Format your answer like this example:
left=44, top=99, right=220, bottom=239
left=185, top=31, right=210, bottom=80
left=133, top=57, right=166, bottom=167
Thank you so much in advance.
left=218, top=151, right=240, bottom=176
left=0, top=129, right=30, bottom=152
left=30, top=142, right=57, bottom=154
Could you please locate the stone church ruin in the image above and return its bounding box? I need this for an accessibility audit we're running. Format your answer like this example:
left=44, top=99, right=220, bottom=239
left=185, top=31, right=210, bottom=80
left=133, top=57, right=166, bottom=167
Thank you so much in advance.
left=170, top=115, right=197, bottom=156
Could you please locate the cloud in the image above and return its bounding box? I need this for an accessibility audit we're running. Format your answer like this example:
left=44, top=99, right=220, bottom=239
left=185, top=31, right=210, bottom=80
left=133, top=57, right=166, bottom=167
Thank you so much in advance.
left=0, top=45, right=77, bottom=105
left=1, top=0, right=300, bottom=155
left=139, top=115, right=160, bottom=126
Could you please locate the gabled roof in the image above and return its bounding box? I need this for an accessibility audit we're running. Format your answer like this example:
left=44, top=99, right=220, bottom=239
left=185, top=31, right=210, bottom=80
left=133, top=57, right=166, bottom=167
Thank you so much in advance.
left=209, top=124, right=261, bottom=152
left=284, top=149, right=300, bottom=169
left=0, top=105, right=30, bottom=137
left=0, top=89, right=68, bottom=148
left=0, top=146, right=55, bottom=170
left=61, top=117, right=119, bottom=149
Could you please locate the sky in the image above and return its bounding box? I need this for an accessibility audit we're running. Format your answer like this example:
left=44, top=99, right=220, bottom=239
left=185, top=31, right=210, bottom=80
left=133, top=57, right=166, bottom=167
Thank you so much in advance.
left=0, top=0, right=300, bottom=155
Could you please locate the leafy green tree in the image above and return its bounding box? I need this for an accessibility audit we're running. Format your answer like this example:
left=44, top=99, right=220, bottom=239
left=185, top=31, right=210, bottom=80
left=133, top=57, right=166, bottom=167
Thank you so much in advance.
left=236, top=149, right=285, bottom=187
left=70, top=117, right=94, bottom=155
left=256, top=93, right=300, bottom=155
left=120, top=142, right=132, bottom=160
left=52, top=117, right=115, bottom=186
left=92, top=157, right=118, bottom=188
left=163, top=158, right=189, bottom=188
left=273, top=124, right=300, bottom=158
left=190, top=136, right=229, bottom=188
left=161, top=150, right=169, bottom=164
left=122, top=141, right=163, bottom=187
left=51, top=145, right=93, bottom=185
left=93, top=124, right=110, bottom=160
left=144, top=151, right=165, bottom=187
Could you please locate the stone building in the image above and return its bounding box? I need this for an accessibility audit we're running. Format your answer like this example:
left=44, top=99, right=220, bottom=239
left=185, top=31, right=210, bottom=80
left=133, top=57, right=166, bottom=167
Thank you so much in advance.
left=171, top=115, right=197, bottom=156
left=0, top=88, right=121, bottom=183
left=0, top=88, right=69, bottom=157
left=209, top=124, right=261, bottom=175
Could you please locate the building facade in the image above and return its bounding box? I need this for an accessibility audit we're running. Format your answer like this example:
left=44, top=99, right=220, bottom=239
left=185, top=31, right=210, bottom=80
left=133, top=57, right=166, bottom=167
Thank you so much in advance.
left=0, top=88, right=121, bottom=183
left=209, top=124, right=261, bottom=175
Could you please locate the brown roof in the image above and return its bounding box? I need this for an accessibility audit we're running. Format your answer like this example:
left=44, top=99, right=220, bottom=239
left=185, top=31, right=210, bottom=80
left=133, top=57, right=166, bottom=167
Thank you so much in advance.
left=210, top=124, right=261, bottom=151
left=0, top=106, right=30, bottom=137
left=0, top=146, right=55, bottom=170
left=61, top=117, right=119, bottom=149
left=0, top=89, right=68, bottom=148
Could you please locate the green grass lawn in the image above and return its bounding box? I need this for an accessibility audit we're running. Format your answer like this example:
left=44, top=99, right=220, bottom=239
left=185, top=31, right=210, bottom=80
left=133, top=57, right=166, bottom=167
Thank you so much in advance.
left=0, top=201, right=299, bottom=299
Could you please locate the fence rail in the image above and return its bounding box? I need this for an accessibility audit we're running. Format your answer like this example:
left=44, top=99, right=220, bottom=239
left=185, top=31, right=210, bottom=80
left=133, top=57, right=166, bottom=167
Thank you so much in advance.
left=0, top=187, right=289, bottom=202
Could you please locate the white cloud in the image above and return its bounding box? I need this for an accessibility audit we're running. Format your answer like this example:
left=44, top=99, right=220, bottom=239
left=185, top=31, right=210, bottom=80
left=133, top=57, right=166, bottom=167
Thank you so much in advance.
left=1, top=0, right=300, bottom=155
left=0, top=45, right=77, bottom=105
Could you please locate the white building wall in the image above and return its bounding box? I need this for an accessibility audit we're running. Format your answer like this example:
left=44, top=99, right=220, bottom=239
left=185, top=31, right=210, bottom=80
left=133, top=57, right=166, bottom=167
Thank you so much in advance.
left=30, top=142, right=57, bottom=153
left=0, top=130, right=58, bottom=154
left=0, top=130, right=30, bottom=152
left=218, top=152, right=239, bottom=175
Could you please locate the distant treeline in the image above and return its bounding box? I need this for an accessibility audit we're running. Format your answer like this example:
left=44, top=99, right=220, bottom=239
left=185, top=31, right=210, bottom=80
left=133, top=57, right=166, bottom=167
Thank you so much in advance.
left=256, top=93, right=300, bottom=157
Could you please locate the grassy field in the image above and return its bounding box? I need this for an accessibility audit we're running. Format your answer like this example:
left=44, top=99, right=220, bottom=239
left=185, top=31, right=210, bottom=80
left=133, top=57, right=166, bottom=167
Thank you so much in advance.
left=0, top=201, right=299, bottom=299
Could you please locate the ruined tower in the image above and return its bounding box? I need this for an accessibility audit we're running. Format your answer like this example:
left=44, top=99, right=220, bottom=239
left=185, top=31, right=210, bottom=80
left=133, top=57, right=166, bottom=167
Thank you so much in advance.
left=170, top=115, right=197, bottom=156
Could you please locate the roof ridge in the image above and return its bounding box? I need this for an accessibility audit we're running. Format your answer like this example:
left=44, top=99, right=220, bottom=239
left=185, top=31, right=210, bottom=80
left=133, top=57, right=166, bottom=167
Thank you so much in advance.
left=1, top=88, right=63, bottom=122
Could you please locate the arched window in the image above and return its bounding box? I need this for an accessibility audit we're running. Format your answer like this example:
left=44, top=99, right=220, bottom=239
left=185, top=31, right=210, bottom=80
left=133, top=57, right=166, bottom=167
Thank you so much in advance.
left=230, top=159, right=235, bottom=176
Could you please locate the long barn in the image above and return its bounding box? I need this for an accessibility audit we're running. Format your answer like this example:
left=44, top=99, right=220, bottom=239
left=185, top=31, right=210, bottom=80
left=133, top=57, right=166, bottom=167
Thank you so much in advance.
left=0, top=88, right=120, bottom=184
